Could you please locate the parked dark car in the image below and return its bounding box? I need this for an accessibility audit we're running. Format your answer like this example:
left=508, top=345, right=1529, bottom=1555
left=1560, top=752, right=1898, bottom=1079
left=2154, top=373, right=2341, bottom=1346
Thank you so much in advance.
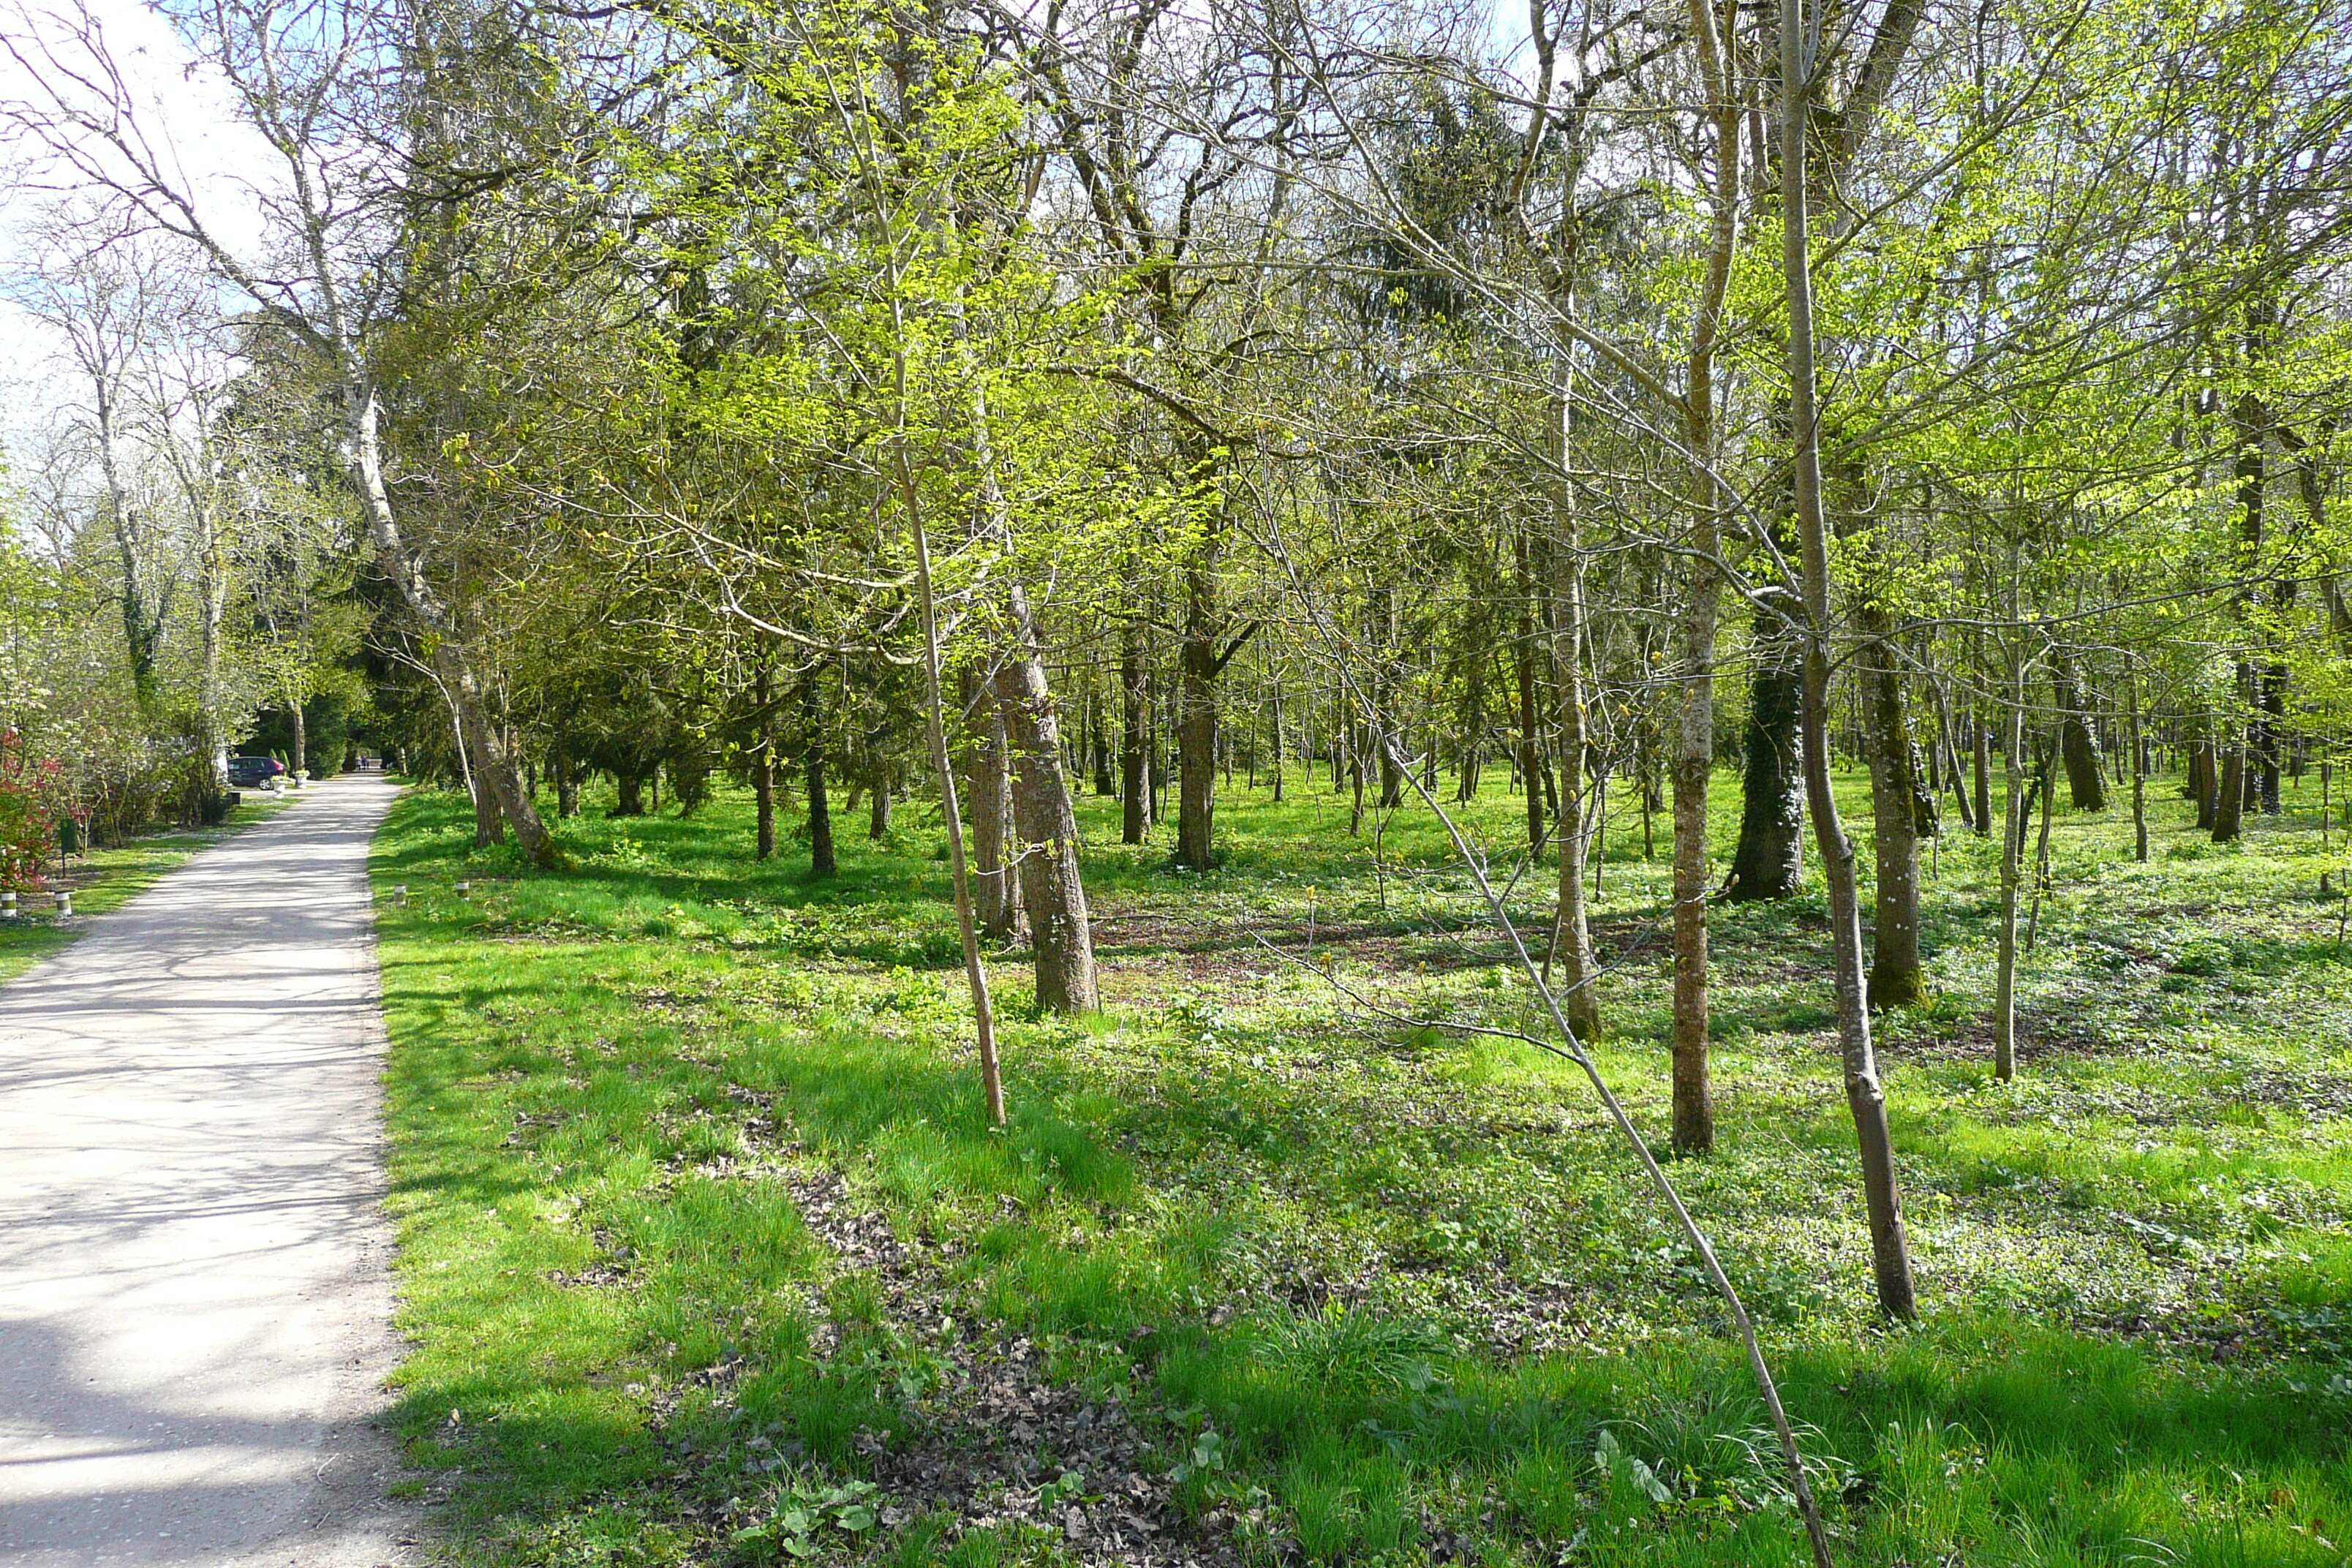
left=227, top=755, right=286, bottom=788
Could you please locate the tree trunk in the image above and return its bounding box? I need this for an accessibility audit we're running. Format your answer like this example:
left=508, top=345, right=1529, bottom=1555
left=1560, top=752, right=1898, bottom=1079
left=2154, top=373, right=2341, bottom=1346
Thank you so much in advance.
left=1090, top=682, right=1117, bottom=796
left=897, top=420, right=1004, bottom=1127
left=433, top=639, right=555, bottom=866
left=470, top=728, right=505, bottom=848
left=2128, top=676, right=2149, bottom=863
left=1349, top=734, right=1366, bottom=834
left=1935, top=687, right=1973, bottom=833
left=963, top=372, right=1095, bottom=1011
left=2222, top=318, right=2272, bottom=828
left=1724, top=595, right=1806, bottom=899
left=1782, top=29, right=1915, bottom=1317
left=869, top=771, right=894, bottom=840
left=804, top=679, right=836, bottom=878
left=1662, top=0, right=1741, bottom=1155
left=2226, top=331, right=2286, bottom=818
left=2023, top=747, right=2058, bottom=953
left=2213, top=702, right=2247, bottom=845
left=1589, top=768, right=1607, bottom=897
left=194, top=494, right=227, bottom=802
left=753, top=663, right=776, bottom=859
left=97, top=389, right=167, bottom=712
left=1153, top=676, right=1167, bottom=826
left=2257, top=663, right=2286, bottom=813
left=2049, top=651, right=2107, bottom=810
left=1514, top=527, right=1546, bottom=855
left=115, top=532, right=162, bottom=708
left=1972, top=718, right=1993, bottom=838
left=1270, top=682, right=1286, bottom=803
left=1120, top=618, right=1149, bottom=845
left=1670, top=476, right=1720, bottom=1155
left=1378, top=676, right=1406, bottom=813
left=1641, top=768, right=1656, bottom=860
left=350, top=388, right=558, bottom=867
left=1549, top=411, right=1601, bottom=1043
left=2211, top=738, right=2248, bottom=846
left=1175, top=529, right=1221, bottom=870
left=1994, top=700, right=2024, bottom=1081
left=999, top=592, right=1098, bottom=1014
left=970, top=668, right=1023, bottom=943
left=1859, top=606, right=1925, bottom=1008
left=749, top=750, right=772, bottom=857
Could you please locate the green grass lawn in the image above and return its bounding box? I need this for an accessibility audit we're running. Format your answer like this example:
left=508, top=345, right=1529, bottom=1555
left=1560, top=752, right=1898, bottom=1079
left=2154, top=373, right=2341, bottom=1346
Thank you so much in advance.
left=370, top=763, right=2352, bottom=1567
left=0, top=791, right=299, bottom=989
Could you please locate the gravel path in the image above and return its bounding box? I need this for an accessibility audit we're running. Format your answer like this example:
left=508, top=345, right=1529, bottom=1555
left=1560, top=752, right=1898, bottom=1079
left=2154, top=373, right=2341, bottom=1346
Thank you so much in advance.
left=0, top=776, right=417, bottom=1567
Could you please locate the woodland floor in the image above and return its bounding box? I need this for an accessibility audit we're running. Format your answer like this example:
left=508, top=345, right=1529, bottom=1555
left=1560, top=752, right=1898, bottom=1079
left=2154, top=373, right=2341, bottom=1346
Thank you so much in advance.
left=369, top=764, right=2352, bottom=1567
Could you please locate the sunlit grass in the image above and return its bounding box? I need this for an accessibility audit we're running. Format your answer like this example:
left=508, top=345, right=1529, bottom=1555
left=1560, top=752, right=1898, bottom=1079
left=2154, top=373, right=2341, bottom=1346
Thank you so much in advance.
left=373, top=765, right=2352, bottom=1565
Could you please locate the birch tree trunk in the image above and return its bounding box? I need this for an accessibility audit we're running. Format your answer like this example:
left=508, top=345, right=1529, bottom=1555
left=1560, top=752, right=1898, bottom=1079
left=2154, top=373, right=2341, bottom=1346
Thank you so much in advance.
left=1995, top=694, right=2024, bottom=1081
left=1781, top=1, right=1915, bottom=1315
left=1514, top=525, right=1547, bottom=856
left=897, top=425, right=1004, bottom=1128
left=1549, top=403, right=1601, bottom=1044
left=1667, top=0, right=1742, bottom=1155
left=1670, top=475, right=1720, bottom=1152
left=194, top=494, right=228, bottom=796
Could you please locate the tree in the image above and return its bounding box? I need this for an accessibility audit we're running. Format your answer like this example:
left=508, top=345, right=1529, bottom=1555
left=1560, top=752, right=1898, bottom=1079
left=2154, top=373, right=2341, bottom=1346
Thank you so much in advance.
left=4, top=0, right=564, bottom=863
left=1777, top=0, right=1918, bottom=1321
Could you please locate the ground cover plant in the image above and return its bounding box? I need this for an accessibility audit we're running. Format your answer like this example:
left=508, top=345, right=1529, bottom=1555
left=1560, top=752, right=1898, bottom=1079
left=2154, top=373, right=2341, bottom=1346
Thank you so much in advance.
left=372, top=769, right=2352, bottom=1568
left=0, top=791, right=295, bottom=988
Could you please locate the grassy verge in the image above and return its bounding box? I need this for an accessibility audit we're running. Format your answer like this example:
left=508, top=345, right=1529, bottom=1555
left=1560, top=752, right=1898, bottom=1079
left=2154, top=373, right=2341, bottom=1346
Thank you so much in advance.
left=372, top=769, right=2352, bottom=1567
left=0, top=791, right=299, bottom=989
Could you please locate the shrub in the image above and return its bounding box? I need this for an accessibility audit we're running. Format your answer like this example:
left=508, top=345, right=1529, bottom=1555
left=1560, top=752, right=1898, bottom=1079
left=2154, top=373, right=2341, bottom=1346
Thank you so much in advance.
left=0, top=730, right=61, bottom=893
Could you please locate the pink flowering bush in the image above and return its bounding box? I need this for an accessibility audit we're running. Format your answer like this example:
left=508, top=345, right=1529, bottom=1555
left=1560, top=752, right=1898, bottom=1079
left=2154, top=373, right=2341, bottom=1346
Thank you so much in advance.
left=0, top=731, right=61, bottom=894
